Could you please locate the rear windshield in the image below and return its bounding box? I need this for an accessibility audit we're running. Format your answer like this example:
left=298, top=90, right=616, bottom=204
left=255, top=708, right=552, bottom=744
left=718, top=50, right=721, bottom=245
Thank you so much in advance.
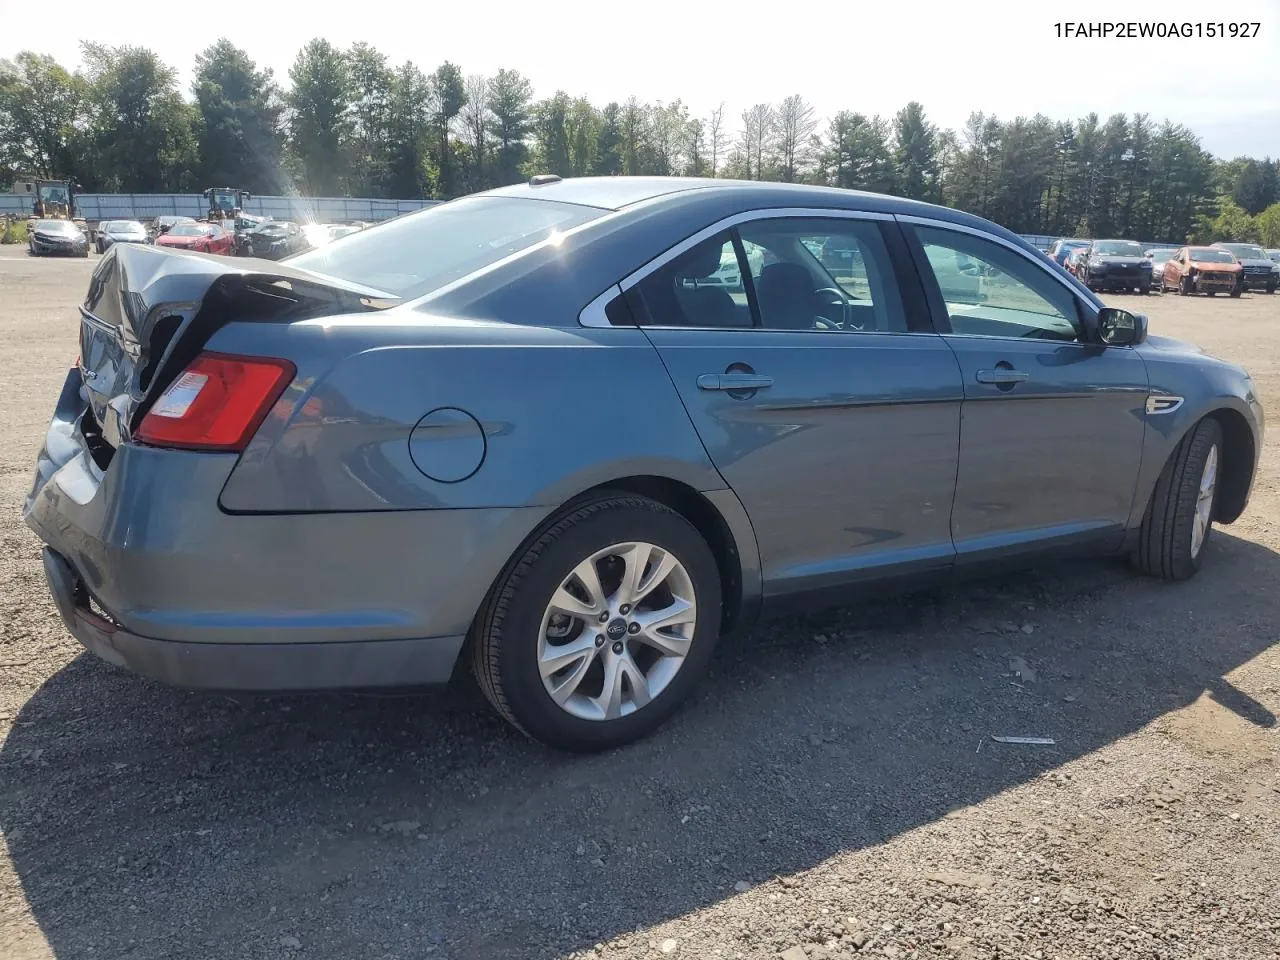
left=33, top=219, right=78, bottom=233
left=1219, top=243, right=1266, bottom=260
left=287, top=196, right=606, bottom=299
left=1093, top=240, right=1144, bottom=256
left=1189, top=249, right=1235, bottom=263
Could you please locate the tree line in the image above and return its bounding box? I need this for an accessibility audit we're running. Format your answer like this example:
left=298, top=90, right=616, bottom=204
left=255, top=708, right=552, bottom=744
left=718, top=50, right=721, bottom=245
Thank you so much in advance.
left=2, top=40, right=1279, bottom=245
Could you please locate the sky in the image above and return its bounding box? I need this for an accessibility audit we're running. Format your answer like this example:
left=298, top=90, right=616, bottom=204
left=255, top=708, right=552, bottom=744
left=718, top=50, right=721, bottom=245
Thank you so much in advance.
left=1, top=0, right=1277, bottom=158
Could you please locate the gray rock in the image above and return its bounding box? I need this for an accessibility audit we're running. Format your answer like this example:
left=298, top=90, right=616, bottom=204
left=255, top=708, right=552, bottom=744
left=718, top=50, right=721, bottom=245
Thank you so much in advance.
left=779, top=948, right=808, bottom=960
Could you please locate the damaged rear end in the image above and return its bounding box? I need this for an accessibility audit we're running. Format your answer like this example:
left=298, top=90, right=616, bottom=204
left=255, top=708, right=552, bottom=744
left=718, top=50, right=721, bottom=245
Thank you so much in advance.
left=23, top=243, right=402, bottom=686
left=72, top=243, right=397, bottom=460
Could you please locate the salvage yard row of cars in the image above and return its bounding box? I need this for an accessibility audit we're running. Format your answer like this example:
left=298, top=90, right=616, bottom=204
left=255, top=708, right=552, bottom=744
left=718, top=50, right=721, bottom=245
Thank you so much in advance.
left=1046, top=237, right=1280, bottom=296
left=30, top=214, right=366, bottom=260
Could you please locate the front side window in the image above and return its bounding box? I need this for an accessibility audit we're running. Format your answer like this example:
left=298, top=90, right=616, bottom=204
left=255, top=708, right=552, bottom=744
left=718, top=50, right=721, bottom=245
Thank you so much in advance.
left=913, top=226, right=1082, bottom=343
left=737, top=218, right=906, bottom=333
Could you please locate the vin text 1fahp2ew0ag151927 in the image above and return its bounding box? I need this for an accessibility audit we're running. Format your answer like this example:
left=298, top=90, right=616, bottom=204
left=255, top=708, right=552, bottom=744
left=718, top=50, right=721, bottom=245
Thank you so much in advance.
left=1054, top=21, right=1261, bottom=38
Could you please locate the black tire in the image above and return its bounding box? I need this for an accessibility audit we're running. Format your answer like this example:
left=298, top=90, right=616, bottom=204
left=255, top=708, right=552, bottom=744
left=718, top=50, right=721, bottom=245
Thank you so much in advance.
left=1180, top=276, right=1193, bottom=296
left=1207, top=291, right=1216, bottom=297
left=1133, top=418, right=1223, bottom=581
left=1230, top=287, right=1243, bottom=298
left=472, top=494, right=722, bottom=752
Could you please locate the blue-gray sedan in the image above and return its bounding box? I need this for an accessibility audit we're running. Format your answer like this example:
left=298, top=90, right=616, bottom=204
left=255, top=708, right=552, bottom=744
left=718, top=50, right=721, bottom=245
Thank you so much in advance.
left=24, top=176, right=1265, bottom=751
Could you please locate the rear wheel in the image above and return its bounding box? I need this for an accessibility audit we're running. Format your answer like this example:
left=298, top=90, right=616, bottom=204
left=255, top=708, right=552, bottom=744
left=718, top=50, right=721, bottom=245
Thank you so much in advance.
left=1133, top=418, right=1222, bottom=581
left=472, top=494, right=722, bottom=752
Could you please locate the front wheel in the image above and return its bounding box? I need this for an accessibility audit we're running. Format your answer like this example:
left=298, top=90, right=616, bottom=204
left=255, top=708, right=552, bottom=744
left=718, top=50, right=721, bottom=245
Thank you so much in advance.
left=472, top=494, right=722, bottom=752
left=1231, top=287, right=1243, bottom=298
left=1180, top=276, right=1193, bottom=296
left=1133, top=418, right=1223, bottom=581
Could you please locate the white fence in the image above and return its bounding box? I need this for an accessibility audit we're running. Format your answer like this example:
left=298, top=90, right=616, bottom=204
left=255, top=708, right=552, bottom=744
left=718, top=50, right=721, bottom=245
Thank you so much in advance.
left=0, top=192, right=440, bottom=223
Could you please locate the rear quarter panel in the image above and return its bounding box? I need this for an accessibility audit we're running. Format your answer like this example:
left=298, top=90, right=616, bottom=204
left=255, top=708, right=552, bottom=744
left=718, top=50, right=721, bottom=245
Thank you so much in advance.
left=213, top=313, right=728, bottom=513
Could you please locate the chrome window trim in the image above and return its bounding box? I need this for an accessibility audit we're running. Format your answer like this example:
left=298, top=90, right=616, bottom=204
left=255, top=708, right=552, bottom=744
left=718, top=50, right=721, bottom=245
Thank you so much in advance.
left=618, top=207, right=893, bottom=294
left=895, top=214, right=1104, bottom=312
left=578, top=284, right=625, bottom=328
left=581, top=207, right=902, bottom=331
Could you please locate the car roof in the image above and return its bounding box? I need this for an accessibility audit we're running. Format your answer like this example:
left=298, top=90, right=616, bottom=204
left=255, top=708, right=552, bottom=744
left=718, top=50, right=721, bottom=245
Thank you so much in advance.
left=478, top=175, right=976, bottom=220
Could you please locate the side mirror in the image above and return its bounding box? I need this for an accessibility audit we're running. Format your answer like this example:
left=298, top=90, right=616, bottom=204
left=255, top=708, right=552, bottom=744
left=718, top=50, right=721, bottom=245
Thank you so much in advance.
left=1098, top=307, right=1146, bottom=346
left=242, top=192, right=252, bottom=200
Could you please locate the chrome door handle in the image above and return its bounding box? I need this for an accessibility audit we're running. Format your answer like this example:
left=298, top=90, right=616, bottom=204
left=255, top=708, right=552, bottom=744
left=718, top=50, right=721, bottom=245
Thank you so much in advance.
left=697, top=373, right=774, bottom=391
left=975, top=368, right=1029, bottom=385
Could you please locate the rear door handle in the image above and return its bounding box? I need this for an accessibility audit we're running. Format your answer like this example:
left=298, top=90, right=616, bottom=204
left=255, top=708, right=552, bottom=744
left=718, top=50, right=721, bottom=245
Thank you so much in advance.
left=975, top=368, right=1029, bottom=385
left=697, top=373, right=774, bottom=391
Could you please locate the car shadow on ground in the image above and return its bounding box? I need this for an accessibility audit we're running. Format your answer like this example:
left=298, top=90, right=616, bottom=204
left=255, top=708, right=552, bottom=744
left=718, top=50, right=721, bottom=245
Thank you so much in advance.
left=2, top=531, right=1277, bottom=959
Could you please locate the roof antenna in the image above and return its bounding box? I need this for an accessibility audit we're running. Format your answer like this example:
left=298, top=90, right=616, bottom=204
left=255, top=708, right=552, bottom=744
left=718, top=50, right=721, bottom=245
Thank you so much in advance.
left=529, top=174, right=563, bottom=186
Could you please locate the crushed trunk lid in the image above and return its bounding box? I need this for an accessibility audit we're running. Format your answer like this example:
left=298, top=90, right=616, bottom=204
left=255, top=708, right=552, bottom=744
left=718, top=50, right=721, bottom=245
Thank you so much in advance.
left=78, top=243, right=400, bottom=449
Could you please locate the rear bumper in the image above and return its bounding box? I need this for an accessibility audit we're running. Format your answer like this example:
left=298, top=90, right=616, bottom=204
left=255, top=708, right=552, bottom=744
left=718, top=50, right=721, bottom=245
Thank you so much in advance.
left=40, top=546, right=465, bottom=689
left=23, top=368, right=551, bottom=689
left=30, top=239, right=86, bottom=255
left=1192, top=276, right=1237, bottom=292
left=1090, top=273, right=1149, bottom=290
left=1240, top=274, right=1277, bottom=290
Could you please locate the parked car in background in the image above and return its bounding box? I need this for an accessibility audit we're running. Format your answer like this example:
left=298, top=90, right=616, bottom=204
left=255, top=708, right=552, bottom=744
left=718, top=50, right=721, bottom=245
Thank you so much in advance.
left=1145, top=247, right=1180, bottom=289
left=27, top=218, right=89, bottom=257
left=1267, top=248, right=1280, bottom=264
left=1211, top=242, right=1279, bottom=293
left=1064, top=247, right=1088, bottom=276
left=1047, top=237, right=1090, bottom=268
left=1078, top=239, right=1154, bottom=294
left=154, top=221, right=235, bottom=255
left=23, top=176, right=1265, bottom=752
left=95, top=219, right=148, bottom=253
left=1161, top=246, right=1243, bottom=296
left=150, top=215, right=195, bottom=241
left=241, top=219, right=309, bottom=259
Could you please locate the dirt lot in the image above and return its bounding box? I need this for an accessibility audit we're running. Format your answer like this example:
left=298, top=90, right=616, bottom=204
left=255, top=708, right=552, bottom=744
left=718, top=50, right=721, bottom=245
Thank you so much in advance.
left=1, top=243, right=1277, bottom=960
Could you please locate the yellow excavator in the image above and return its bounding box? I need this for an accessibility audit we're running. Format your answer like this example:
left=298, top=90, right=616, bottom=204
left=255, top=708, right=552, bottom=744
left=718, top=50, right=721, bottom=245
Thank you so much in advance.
left=16, top=179, right=89, bottom=234
left=203, top=187, right=252, bottom=228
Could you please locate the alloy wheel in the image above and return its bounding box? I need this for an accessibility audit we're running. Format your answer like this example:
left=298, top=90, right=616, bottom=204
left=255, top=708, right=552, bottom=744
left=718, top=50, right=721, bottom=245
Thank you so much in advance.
left=537, top=541, right=697, bottom=721
left=1191, top=444, right=1218, bottom=559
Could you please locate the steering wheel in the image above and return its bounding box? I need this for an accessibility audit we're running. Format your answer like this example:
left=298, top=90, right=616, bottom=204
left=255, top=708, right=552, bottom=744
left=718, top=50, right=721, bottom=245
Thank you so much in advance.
left=813, top=286, right=861, bottom=331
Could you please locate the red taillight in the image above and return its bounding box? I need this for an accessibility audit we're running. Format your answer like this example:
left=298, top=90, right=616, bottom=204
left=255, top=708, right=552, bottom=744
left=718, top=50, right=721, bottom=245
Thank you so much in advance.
left=135, top=352, right=295, bottom=452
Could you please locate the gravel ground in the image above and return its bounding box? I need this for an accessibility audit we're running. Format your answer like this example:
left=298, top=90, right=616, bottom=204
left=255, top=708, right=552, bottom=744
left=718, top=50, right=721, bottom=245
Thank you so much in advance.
left=1, top=243, right=1278, bottom=960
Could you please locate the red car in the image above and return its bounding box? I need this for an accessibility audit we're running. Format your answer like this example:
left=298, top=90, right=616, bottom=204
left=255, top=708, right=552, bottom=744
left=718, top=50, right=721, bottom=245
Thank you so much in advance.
left=154, top=221, right=234, bottom=255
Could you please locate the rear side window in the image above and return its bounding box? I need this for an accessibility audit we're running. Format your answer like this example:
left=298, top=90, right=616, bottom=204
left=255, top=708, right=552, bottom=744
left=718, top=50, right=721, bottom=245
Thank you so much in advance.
left=288, top=196, right=606, bottom=299
left=627, top=231, right=752, bottom=329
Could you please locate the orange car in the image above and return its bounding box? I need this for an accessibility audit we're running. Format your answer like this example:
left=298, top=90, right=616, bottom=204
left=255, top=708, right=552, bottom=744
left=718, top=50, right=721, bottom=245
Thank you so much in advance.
left=1160, top=246, right=1243, bottom=297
